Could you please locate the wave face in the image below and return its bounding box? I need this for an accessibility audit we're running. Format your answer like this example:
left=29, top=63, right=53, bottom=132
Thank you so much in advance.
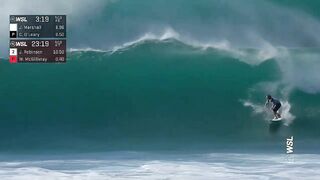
left=1, top=40, right=320, bottom=152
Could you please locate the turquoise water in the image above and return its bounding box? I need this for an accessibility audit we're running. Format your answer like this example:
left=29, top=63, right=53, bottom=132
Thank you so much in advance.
left=1, top=0, right=320, bottom=179
left=0, top=41, right=319, bottom=152
left=1, top=0, right=320, bottom=152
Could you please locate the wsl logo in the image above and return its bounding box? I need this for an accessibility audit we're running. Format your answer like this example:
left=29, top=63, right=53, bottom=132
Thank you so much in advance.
left=286, top=136, right=294, bottom=154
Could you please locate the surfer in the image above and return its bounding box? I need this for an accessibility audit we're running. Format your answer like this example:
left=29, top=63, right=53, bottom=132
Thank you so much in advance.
left=265, top=95, right=281, bottom=119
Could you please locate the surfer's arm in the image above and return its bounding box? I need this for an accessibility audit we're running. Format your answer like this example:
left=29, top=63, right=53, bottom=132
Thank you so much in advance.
left=265, top=100, right=269, bottom=107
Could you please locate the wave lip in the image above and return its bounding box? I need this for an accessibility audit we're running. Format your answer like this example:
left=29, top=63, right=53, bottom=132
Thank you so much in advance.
left=69, top=27, right=284, bottom=65
left=68, top=28, right=257, bottom=56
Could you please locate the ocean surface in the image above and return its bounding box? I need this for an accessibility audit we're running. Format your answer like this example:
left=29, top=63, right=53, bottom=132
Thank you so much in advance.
left=0, top=152, right=319, bottom=180
left=1, top=0, right=320, bottom=179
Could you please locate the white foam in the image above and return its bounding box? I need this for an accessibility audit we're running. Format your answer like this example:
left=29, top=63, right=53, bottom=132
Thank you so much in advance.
left=277, top=51, right=320, bottom=94
left=69, top=27, right=263, bottom=62
left=68, top=25, right=286, bottom=68
left=0, top=153, right=319, bottom=180
left=69, top=47, right=108, bottom=53
left=243, top=99, right=295, bottom=126
left=243, top=101, right=266, bottom=114
left=279, top=100, right=295, bottom=126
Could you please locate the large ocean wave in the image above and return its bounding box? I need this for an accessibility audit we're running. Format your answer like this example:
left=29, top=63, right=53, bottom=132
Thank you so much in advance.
left=1, top=0, right=320, bottom=152
left=1, top=39, right=320, bottom=152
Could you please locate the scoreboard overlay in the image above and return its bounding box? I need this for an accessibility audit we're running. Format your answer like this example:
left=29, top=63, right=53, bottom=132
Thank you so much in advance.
left=9, top=15, right=66, bottom=63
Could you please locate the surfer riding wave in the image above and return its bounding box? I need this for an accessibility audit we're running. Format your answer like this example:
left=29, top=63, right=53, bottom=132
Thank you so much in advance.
left=265, top=95, right=281, bottom=119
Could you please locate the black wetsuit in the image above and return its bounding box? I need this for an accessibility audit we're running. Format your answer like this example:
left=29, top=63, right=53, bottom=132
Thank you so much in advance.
left=267, top=98, right=281, bottom=113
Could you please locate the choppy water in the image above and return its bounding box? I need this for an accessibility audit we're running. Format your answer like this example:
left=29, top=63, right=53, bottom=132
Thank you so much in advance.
left=0, top=152, right=319, bottom=180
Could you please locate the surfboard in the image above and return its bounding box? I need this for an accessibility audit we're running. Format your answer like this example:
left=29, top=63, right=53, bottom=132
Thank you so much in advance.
left=271, top=118, right=282, bottom=122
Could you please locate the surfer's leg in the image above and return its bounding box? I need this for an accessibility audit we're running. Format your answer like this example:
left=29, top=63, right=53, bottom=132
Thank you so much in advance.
left=273, top=112, right=277, bottom=119
left=272, top=109, right=277, bottom=119
left=277, top=112, right=281, bottom=118
left=273, top=104, right=281, bottom=118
